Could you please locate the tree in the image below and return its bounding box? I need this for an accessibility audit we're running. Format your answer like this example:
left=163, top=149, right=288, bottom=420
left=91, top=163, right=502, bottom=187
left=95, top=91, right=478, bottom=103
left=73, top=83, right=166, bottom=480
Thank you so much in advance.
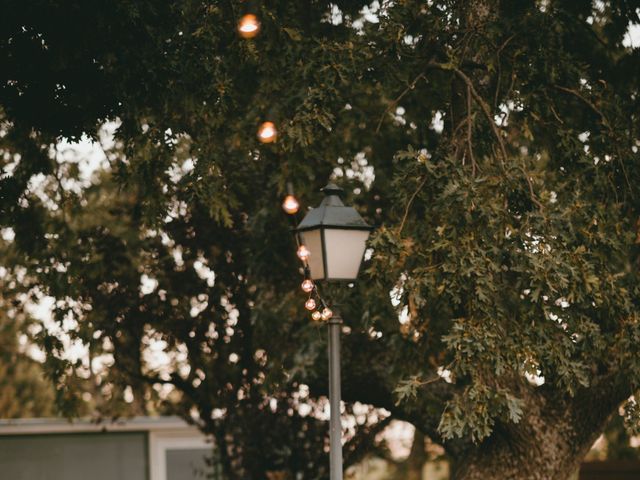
left=1, top=0, right=640, bottom=478
left=0, top=309, right=55, bottom=418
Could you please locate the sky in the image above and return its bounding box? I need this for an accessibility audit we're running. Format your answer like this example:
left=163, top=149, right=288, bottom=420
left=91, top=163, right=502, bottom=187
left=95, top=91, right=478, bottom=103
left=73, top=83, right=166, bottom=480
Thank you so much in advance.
left=624, top=22, right=640, bottom=47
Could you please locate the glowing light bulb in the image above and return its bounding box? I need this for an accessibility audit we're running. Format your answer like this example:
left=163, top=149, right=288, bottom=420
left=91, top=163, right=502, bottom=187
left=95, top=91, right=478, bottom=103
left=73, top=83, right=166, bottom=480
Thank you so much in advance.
left=321, top=308, right=333, bottom=320
left=257, top=121, right=277, bottom=143
left=311, top=311, right=322, bottom=321
left=237, top=14, right=260, bottom=39
left=301, top=279, right=314, bottom=293
left=297, top=245, right=310, bottom=261
left=282, top=195, right=300, bottom=215
left=305, top=298, right=316, bottom=311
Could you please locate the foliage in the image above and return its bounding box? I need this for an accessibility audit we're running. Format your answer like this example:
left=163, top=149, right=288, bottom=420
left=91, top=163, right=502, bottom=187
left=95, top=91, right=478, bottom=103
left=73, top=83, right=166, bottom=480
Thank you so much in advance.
left=0, top=309, right=55, bottom=418
left=1, top=0, right=640, bottom=478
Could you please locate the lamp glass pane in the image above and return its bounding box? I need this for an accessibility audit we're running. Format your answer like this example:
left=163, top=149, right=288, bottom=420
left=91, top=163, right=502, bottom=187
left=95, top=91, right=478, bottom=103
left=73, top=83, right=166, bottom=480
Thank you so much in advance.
left=300, top=229, right=325, bottom=280
left=324, top=229, right=370, bottom=280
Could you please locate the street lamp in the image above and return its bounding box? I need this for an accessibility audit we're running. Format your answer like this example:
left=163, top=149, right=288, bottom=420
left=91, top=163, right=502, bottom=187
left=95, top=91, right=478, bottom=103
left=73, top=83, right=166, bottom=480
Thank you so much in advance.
left=296, top=183, right=372, bottom=282
left=295, top=183, right=372, bottom=480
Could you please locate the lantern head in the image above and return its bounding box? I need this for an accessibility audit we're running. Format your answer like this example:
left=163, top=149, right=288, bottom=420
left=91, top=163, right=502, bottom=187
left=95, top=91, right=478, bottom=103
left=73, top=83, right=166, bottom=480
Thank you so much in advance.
left=296, top=183, right=372, bottom=282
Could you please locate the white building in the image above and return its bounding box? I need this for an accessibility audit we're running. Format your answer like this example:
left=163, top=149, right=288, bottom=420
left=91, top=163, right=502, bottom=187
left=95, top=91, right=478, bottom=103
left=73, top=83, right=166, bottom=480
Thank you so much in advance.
left=0, top=416, right=222, bottom=480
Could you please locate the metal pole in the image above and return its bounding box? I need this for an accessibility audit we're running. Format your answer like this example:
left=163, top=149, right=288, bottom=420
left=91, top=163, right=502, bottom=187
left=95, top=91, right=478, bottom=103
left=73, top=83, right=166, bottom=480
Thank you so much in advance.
left=328, top=313, right=343, bottom=480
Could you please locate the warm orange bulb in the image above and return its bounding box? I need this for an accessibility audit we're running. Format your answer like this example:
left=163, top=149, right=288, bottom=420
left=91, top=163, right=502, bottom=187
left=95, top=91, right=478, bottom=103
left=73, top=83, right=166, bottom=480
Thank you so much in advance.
left=321, top=308, right=333, bottom=320
left=297, top=245, right=310, bottom=261
left=305, top=298, right=316, bottom=311
left=258, top=121, right=277, bottom=143
left=301, top=279, right=314, bottom=293
left=238, top=14, right=260, bottom=39
left=282, top=195, right=300, bottom=215
left=311, top=310, right=322, bottom=321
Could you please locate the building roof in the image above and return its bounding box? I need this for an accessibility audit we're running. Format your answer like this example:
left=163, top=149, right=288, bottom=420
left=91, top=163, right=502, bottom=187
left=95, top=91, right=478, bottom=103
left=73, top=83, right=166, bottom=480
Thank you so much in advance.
left=0, top=416, right=199, bottom=435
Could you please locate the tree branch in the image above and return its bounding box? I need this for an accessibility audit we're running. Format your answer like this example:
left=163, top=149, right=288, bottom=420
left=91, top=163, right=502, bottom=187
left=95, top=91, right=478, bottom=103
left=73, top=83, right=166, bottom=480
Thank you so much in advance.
left=398, top=175, right=428, bottom=234
left=376, top=73, right=426, bottom=133
left=494, top=34, right=516, bottom=107
left=553, top=85, right=610, bottom=129
left=432, top=62, right=545, bottom=210
left=466, top=84, right=478, bottom=176
left=436, top=63, right=508, bottom=166
left=554, top=84, right=633, bottom=194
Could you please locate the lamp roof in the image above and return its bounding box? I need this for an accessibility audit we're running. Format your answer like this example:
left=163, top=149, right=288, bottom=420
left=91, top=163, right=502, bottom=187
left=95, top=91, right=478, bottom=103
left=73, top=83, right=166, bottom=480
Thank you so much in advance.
left=296, top=183, right=372, bottom=231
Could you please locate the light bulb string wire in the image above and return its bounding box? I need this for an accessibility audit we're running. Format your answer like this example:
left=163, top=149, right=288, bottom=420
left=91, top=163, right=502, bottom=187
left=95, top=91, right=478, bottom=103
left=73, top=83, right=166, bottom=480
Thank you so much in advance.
left=300, top=258, right=328, bottom=312
left=281, top=183, right=331, bottom=319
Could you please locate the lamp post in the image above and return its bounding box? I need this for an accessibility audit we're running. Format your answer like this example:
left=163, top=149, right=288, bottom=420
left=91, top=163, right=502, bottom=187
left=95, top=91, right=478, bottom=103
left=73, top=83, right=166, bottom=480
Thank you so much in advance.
left=295, top=183, right=372, bottom=480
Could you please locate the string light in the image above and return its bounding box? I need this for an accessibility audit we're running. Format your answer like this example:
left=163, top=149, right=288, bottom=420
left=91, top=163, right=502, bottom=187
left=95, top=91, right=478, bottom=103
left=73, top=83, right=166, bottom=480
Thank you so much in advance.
left=301, top=279, right=314, bottom=293
left=282, top=183, right=331, bottom=323
left=297, top=245, right=311, bottom=261
left=237, top=14, right=260, bottom=38
left=257, top=121, right=277, bottom=143
left=282, top=195, right=300, bottom=215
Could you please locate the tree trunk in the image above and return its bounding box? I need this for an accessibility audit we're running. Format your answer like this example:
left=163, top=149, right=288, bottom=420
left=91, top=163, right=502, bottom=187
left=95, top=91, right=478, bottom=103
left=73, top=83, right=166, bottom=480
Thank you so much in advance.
left=451, top=419, right=591, bottom=480
left=406, top=430, right=426, bottom=480
left=449, top=382, right=627, bottom=480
